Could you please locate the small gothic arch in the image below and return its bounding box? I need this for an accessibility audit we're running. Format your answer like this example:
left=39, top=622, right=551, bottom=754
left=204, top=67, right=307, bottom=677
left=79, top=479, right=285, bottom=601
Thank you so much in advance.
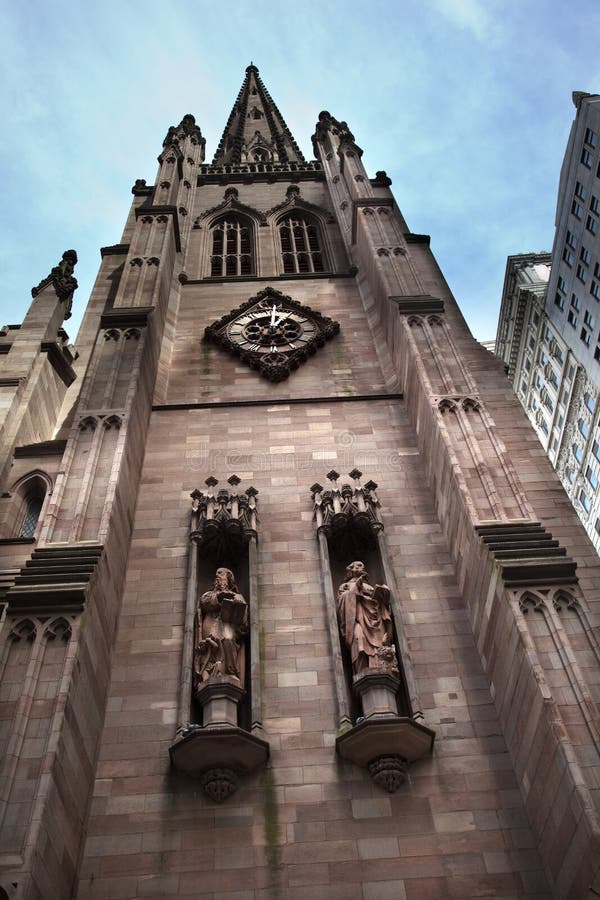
left=102, top=414, right=123, bottom=430
left=9, top=618, right=36, bottom=642
left=44, top=617, right=72, bottom=641
left=518, top=590, right=546, bottom=614
left=427, top=314, right=444, bottom=327
left=103, top=328, right=121, bottom=341
left=438, top=398, right=458, bottom=415
left=79, top=415, right=98, bottom=432
left=552, top=588, right=580, bottom=612
left=407, top=315, right=424, bottom=328
left=461, top=397, right=481, bottom=413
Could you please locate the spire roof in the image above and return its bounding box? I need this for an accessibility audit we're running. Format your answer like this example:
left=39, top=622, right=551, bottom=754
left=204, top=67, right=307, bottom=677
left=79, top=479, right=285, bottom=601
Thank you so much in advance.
left=213, top=64, right=306, bottom=166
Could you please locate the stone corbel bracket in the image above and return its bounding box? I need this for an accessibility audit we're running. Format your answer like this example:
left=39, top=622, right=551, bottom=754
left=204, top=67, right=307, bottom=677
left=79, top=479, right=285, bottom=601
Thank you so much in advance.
left=311, top=469, right=435, bottom=792
left=169, top=475, right=268, bottom=801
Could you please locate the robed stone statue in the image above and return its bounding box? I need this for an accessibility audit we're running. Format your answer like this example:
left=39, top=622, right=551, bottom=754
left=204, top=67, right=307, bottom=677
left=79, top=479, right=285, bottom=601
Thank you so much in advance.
left=194, top=567, right=248, bottom=690
left=337, top=561, right=398, bottom=675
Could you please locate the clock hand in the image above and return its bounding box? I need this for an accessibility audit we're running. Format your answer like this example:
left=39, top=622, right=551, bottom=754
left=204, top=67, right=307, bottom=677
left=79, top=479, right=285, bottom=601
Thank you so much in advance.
left=274, top=311, right=291, bottom=327
left=270, top=305, right=277, bottom=328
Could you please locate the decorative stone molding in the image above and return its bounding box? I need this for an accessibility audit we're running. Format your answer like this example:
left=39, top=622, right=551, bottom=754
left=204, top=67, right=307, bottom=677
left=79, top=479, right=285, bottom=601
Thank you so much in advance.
left=5, top=545, right=103, bottom=614
left=100, top=306, right=153, bottom=330
left=475, top=521, right=577, bottom=586
left=198, top=187, right=267, bottom=226
left=265, top=184, right=335, bottom=224
left=390, top=295, right=444, bottom=315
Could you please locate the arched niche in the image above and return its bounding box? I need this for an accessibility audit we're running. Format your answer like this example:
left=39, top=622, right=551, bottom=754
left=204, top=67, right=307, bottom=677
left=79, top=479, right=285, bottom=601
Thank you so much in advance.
left=169, top=475, right=269, bottom=802
left=311, top=470, right=435, bottom=793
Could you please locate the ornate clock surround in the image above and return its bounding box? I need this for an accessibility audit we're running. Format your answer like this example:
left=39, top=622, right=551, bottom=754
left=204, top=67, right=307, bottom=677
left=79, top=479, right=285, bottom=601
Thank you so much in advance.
left=204, top=287, right=340, bottom=382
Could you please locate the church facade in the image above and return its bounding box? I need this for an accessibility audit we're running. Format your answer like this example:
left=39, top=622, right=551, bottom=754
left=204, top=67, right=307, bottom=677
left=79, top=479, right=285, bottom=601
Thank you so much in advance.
left=0, top=66, right=599, bottom=899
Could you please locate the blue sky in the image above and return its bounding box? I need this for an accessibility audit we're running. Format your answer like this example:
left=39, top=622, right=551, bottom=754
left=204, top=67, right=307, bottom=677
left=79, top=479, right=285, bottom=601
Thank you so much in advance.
left=1, top=0, right=599, bottom=341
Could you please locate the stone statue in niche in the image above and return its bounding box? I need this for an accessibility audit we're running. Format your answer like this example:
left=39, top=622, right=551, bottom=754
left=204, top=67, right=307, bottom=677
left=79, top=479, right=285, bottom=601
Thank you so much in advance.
left=337, top=561, right=398, bottom=675
left=194, top=568, right=247, bottom=689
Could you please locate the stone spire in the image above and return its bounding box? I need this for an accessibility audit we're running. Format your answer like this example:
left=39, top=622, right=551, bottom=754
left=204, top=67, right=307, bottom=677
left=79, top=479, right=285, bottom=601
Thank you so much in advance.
left=212, top=63, right=306, bottom=165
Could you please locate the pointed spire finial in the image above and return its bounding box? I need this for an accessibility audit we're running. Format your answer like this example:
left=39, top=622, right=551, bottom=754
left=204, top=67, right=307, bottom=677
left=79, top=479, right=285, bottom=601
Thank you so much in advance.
left=213, top=64, right=305, bottom=165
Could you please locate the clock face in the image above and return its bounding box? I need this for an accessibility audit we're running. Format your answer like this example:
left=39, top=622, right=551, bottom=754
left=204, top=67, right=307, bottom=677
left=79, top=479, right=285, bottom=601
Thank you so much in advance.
left=226, top=299, right=318, bottom=355
left=204, top=287, right=340, bottom=382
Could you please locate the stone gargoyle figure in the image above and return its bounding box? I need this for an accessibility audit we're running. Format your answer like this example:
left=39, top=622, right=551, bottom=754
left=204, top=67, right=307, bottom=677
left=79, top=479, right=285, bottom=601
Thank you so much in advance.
left=193, top=567, right=248, bottom=689
left=337, top=561, right=398, bottom=675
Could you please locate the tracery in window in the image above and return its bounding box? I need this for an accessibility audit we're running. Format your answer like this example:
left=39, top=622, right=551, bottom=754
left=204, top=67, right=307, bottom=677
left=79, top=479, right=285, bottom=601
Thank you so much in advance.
left=210, top=216, right=254, bottom=278
left=279, top=214, right=326, bottom=274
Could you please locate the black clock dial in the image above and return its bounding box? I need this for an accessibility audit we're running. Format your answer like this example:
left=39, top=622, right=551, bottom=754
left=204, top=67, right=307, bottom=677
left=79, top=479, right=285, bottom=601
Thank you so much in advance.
left=227, top=301, right=318, bottom=355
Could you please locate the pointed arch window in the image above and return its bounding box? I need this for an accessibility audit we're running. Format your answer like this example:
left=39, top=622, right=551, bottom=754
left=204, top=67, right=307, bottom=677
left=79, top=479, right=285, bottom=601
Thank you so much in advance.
left=8, top=472, right=50, bottom=540
left=279, top=215, right=326, bottom=274
left=20, top=496, right=43, bottom=538
left=210, top=216, right=254, bottom=278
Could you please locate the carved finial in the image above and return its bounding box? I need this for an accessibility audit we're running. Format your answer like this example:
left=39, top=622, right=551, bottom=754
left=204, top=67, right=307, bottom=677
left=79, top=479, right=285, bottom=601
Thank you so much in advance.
left=310, top=483, right=324, bottom=495
left=364, top=480, right=378, bottom=492
left=205, top=476, right=218, bottom=488
left=31, top=249, right=78, bottom=314
left=228, top=475, right=241, bottom=487
left=224, top=187, right=239, bottom=201
left=163, top=113, right=205, bottom=149
left=245, top=486, right=259, bottom=497
left=349, top=468, right=363, bottom=480
left=326, top=470, right=340, bottom=482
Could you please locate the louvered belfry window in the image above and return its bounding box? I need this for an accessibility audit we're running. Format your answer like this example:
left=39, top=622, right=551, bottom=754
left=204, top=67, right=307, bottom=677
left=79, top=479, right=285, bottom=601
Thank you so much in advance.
left=279, top=215, right=325, bottom=274
left=210, top=217, right=254, bottom=278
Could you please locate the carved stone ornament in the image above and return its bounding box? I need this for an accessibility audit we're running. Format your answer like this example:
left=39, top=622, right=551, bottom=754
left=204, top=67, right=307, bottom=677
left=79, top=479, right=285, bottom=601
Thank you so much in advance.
left=311, top=469, right=382, bottom=556
left=204, top=287, right=340, bottom=382
left=31, top=249, right=78, bottom=316
left=191, top=475, right=258, bottom=559
left=369, top=755, right=408, bottom=792
left=162, top=113, right=205, bottom=151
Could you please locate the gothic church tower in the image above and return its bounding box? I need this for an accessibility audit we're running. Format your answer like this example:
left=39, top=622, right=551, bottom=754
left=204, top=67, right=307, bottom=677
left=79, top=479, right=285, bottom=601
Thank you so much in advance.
left=0, top=65, right=599, bottom=900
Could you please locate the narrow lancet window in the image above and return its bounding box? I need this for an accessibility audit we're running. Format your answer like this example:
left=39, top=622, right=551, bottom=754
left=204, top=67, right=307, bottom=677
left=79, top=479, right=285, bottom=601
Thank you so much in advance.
left=19, top=497, right=43, bottom=538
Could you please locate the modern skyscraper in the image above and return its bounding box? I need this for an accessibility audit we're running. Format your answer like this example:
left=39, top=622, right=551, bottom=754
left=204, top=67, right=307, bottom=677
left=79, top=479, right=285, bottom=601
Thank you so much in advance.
left=1, top=67, right=599, bottom=900
left=496, top=93, right=600, bottom=554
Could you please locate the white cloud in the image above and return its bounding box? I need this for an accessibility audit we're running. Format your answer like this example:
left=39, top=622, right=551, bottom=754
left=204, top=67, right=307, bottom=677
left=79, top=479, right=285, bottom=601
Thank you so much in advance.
left=432, top=0, right=492, bottom=39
